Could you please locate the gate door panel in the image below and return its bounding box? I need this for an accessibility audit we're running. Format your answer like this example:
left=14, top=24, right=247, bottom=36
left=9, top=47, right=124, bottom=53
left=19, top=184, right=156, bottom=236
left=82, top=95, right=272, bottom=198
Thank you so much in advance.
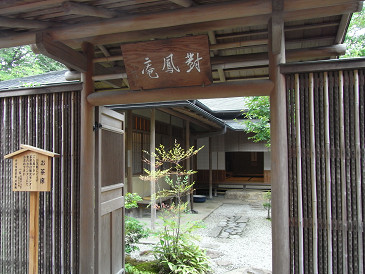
left=96, top=107, right=125, bottom=274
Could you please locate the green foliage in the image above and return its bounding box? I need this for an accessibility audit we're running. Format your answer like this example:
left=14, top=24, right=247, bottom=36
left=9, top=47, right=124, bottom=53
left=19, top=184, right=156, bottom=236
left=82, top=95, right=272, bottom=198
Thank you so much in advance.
left=153, top=209, right=209, bottom=274
left=125, top=216, right=150, bottom=254
left=343, top=5, right=365, bottom=58
left=0, top=46, right=65, bottom=81
left=125, top=262, right=159, bottom=274
left=263, top=191, right=272, bottom=220
left=239, top=96, right=271, bottom=147
left=140, top=141, right=210, bottom=273
left=125, top=192, right=143, bottom=209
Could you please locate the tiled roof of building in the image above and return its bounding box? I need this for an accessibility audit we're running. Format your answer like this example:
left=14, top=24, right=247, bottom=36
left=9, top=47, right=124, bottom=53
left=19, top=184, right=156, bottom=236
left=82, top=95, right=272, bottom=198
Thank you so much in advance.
left=0, top=70, right=76, bottom=90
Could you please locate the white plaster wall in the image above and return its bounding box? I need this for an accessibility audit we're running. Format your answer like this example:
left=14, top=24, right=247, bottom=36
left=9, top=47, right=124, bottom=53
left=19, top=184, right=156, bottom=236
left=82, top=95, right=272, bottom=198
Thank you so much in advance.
left=196, top=136, right=225, bottom=170
left=126, top=176, right=171, bottom=197
left=197, top=137, right=209, bottom=169
left=225, top=130, right=269, bottom=152
left=264, top=151, right=271, bottom=170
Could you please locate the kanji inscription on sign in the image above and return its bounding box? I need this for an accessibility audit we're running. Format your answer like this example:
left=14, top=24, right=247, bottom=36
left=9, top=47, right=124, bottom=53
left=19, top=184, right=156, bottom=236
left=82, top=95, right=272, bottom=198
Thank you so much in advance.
left=12, top=152, right=51, bottom=191
left=4, top=145, right=59, bottom=192
left=121, top=35, right=212, bottom=90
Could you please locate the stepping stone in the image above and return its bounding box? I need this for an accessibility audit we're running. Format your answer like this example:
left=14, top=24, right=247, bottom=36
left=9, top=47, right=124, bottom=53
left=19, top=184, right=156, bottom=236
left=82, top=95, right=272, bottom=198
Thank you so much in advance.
left=206, top=249, right=224, bottom=259
left=216, top=259, right=232, bottom=266
left=208, top=227, right=222, bottom=237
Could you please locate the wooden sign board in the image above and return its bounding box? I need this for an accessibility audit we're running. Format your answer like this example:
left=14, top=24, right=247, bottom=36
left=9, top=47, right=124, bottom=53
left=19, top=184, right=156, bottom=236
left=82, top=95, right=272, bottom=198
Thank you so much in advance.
left=4, top=145, right=59, bottom=192
left=121, top=35, right=212, bottom=90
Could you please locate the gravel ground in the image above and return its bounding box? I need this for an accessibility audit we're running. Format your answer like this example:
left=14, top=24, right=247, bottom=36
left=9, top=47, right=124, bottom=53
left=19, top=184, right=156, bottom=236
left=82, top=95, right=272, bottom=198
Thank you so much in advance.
left=129, top=190, right=272, bottom=274
left=194, top=202, right=272, bottom=273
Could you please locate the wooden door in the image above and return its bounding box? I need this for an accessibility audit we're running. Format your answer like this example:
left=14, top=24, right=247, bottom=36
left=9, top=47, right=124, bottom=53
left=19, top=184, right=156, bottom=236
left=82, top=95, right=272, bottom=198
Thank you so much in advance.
left=95, top=106, right=125, bottom=274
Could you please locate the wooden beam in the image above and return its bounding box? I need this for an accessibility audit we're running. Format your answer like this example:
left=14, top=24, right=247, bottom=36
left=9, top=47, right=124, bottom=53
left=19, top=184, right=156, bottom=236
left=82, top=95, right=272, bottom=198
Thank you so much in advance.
left=211, top=44, right=346, bottom=70
left=87, top=80, right=273, bottom=106
left=68, top=15, right=270, bottom=49
left=335, top=13, right=352, bottom=43
left=0, top=16, right=52, bottom=29
left=35, top=32, right=124, bottom=87
left=286, top=44, right=346, bottom=61
left=35, top=32, right=88, bottom=72
left=0, top=0, right=64, bottom=15
left=168, top=0, right=194, bottom=8
left=280, top=58, right=365, bottom=74
left=62, top=1, right=118, bottom=18
left=210, top=39, right=267, bottom=51
left=284, top=2, right=362, bottom=22
left=218, top=68, right=226, bottom=82
left=284, top=0, right=360, bottom=11
left=94, top=55, right=123, bottom=63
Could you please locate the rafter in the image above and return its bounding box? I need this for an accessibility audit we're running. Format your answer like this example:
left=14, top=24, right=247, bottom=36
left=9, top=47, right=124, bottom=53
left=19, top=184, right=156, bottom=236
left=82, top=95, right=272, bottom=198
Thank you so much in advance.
left=0, top=16, right=52, bottom=29
left=160, top=108, right=213, bottom=130
left=62, top=1, right=118, bottom=18
left=168, top=0, right=194, bottom=8
left=0, top=1, right=360, bottom=51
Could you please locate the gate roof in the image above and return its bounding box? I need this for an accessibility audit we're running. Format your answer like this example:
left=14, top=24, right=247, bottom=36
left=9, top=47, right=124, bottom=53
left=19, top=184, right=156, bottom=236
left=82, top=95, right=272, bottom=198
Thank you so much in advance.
left=0, top=0, right=362, bottom=90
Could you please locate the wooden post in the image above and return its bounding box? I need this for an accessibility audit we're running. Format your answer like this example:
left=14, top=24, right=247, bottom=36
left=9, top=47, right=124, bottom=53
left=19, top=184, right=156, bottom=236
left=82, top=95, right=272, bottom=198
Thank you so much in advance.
left=80, top=41, right=95, bottom=273
left=127, top=110, right=133, bottom=193
left=269, top=6, right=290, bottom=273
left=185, top=121, right=191, bottom=206
left=29, top=192, right=39, bottom=274
left=209, top=137, right=213, bottom=199
left=150, top=109, right=156, bottom=230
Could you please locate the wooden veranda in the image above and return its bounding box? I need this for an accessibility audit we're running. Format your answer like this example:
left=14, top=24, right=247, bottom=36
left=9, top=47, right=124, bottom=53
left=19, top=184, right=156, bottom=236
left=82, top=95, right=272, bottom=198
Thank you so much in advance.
left=0, top=1, right=364, bottom=273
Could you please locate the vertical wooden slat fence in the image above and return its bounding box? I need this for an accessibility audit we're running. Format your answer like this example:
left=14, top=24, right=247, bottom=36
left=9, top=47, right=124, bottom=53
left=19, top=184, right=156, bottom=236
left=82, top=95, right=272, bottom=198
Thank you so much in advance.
left=0, top=90, right=81, bottom=274
left=286, top=67, right=364, bottom=274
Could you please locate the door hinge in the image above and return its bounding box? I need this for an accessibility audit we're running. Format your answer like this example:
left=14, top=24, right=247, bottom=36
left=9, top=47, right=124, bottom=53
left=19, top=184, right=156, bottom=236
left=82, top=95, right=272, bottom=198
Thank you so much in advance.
left=93, top=122, right=102, bottom=131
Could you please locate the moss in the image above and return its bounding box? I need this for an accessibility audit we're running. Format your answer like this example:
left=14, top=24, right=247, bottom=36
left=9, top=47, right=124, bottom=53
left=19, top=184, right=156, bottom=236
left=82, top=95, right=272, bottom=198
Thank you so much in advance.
left=125, top=257, right=160, bottom=273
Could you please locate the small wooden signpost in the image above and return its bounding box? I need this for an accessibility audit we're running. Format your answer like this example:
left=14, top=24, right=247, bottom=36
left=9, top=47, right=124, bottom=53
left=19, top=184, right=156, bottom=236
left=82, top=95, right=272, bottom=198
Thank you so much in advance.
left=4, top=144, right=59, bottom=274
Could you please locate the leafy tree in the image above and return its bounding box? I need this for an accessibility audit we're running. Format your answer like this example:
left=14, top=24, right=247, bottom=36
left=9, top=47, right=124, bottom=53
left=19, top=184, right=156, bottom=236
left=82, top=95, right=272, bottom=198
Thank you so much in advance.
left=0, top=45, right=65, bottom=81
left=343, top=5, right=365, bottom=57
left=140, top=142, right=210, bottom=274
left=239, top=96, right=271, bottom=147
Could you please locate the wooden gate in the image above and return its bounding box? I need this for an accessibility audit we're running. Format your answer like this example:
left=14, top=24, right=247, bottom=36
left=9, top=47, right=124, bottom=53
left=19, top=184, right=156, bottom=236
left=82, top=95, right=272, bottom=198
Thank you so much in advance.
left=95, top=106, right=125, bottom=273
left=283, top=62, right=365, bottom=273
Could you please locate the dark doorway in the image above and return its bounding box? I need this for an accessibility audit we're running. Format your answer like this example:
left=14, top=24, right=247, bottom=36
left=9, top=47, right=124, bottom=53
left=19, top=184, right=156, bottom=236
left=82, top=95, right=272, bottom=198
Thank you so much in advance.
left=225, top=152, right=264, bottom=177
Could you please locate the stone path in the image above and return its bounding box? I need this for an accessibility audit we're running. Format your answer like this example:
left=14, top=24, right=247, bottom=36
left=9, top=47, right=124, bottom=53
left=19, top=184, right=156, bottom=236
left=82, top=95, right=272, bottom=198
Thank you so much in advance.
left=215, top=216, right=248, bottom=239
left=131, top=191, right=272, bottom=273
